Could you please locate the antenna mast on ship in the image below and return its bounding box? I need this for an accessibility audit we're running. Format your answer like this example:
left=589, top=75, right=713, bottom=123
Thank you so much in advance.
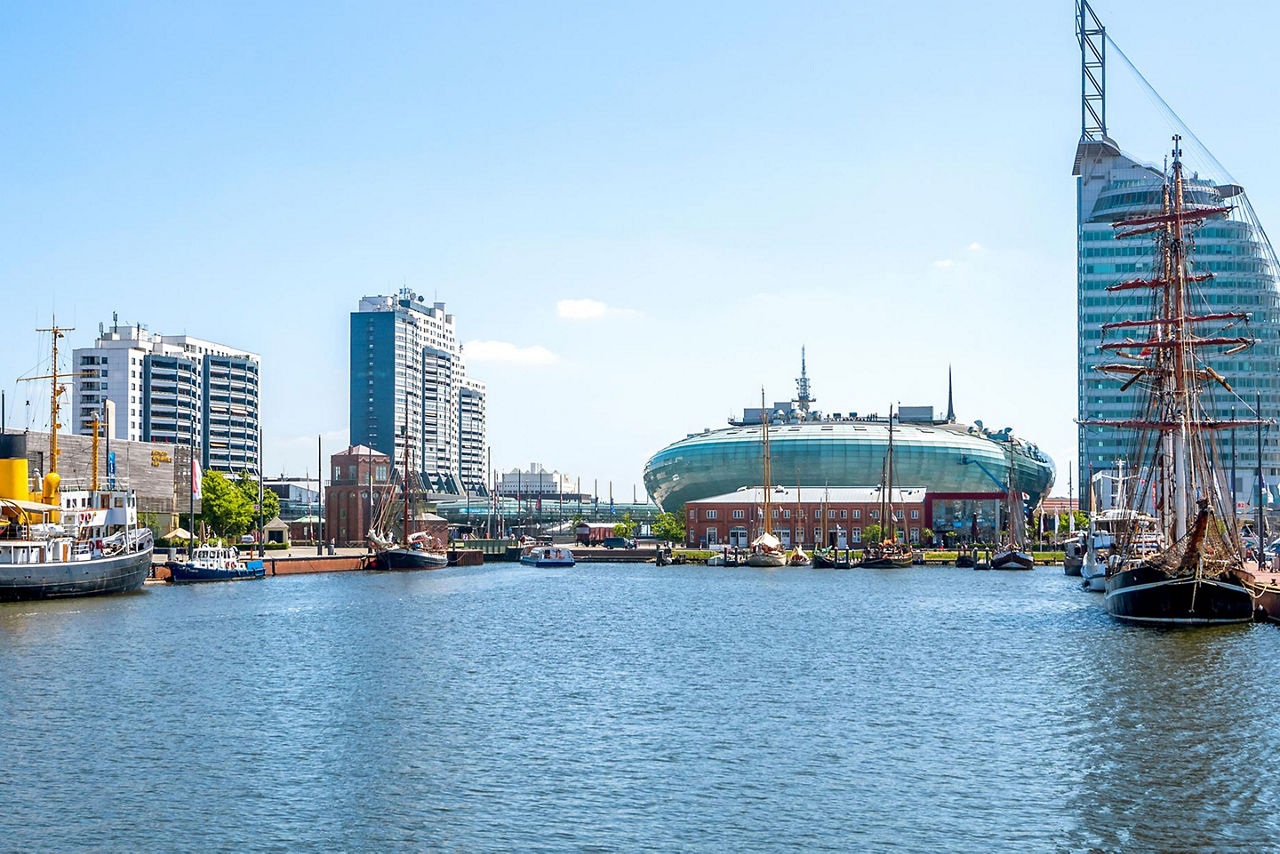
left=19, top=319, right=81, bottom=479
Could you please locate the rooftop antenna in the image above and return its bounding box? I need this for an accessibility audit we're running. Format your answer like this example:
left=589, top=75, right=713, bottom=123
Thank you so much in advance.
left=1077, top=0, right=1106, bottom=141
left=794, top=346, right=814, bottom=415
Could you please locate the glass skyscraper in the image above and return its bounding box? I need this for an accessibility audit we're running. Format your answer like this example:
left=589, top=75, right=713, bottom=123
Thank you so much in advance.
left=1074, top=4, right=1280, bottom=509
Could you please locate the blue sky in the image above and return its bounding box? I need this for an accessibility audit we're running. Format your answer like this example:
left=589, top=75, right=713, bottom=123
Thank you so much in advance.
left=4, top=1, right=1280, bottom=498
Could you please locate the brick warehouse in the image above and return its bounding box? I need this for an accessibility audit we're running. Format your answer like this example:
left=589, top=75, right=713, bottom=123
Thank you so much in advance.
left=325, top=444, right=449, bottom=547
left=685, top=487, right=927, bottom=550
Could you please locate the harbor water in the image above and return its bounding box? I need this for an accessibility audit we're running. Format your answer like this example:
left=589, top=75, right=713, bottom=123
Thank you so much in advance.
left=4, top=563, right=1280, bottom=851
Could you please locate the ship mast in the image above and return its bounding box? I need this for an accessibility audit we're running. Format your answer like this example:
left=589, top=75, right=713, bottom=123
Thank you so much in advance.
left=885, top=404, right=896, bottom=542
left=19, top=320, right=76, bottom=478
left=761, top=388, right=772, bottom=537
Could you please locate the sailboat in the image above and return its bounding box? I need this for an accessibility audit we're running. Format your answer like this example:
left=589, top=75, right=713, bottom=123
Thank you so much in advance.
left=370, top=422, right=448, bottom=571
left=991, top=449, right=1034, bottom=570
left=746, top=390, right=786, bottom=568
left=1084, top=136, right=1258, bottom=625
left=857, top=405, right=914, bottom=568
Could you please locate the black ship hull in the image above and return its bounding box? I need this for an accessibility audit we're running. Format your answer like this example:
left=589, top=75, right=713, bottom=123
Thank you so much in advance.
left=1104, top=564, right=1256, bottom=625
left=374, top=548, right=449, bottom=571
left=856, top=556, right=914, bottom=569
left=991, top=550, right=1035, bottom=570
left=0, top=548, right=152, bottom=602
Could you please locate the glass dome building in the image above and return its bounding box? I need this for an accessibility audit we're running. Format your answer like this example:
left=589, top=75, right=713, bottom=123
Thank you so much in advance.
left=643, top=410, right=1056, bottom=540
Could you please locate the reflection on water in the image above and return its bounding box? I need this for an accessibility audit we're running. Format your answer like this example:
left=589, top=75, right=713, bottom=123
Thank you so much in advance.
left=3, top=565, right=1279, bottom=850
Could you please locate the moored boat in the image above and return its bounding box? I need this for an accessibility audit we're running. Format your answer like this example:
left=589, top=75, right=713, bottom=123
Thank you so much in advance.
left=0, top=325, right=153, bottom=602
left=169, top=545, right=265, bottom=582
left=520, top=545, right=575, bottom=567
left=1085, top=138, right=1259, bottom=626
left=856, top=405, right=915, bottom=569
left=1063, top=535, right=1085, bottom=576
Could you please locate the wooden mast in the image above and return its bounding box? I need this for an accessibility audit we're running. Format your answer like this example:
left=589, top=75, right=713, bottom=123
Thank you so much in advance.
left=761, top=388, right=771, bottom=537
left=885, top=404, right=895, bottom=542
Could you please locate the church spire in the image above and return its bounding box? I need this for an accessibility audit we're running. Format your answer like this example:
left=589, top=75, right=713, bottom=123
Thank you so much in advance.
left=946, top=365, right=956, bottom=422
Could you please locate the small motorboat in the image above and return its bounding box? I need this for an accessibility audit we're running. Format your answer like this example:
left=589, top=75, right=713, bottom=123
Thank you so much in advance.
left=1063, top=534, right=1085, bottom=576
left=706, top=551, right=727, bottom=566
left=520, top=545, right=575, bottom=567
left=169, top=545, right=265, bottom=583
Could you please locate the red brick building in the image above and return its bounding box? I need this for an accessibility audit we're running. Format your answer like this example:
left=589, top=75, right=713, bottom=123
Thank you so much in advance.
left=326, top=445, right=392, bottom=546
left=685, top=486, right=927, bottom=549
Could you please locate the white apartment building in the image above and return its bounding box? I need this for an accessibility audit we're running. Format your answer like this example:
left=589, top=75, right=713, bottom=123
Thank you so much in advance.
left=72, top=318, right=261, bottom=476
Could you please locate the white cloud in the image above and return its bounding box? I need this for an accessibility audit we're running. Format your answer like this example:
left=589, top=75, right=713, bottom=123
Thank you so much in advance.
left=968, top=242, right=984, bottom=251
left=556, top=298, right=640, bottom=320
left=463, top=340, right=560, bottom=366
left=932, top=259, right=955, bottom=269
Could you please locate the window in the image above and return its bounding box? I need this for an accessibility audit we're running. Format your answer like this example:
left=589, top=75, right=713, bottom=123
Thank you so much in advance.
left=707, top=527, right=718, bottom=545
left=851, top=527, right=862, bottom=542
left=705, top=509, right=717, bottom=520
left=772, top=509, right=779, bottom=518
left=852, top=509, right=860, bottom=519
left=910, top=509, right=919, bottom=520
left=828, top=510, right=836, bottom=519
left=783, top=509, right=790, bottom=519
left=909, top=528, right=920, bottom=544
left=840, top=510, right=847, bottom=519
left=376, top=465, right=388, bottom=481
left=870, top=510, right=879, bottom=520
left=732, top=509, right=744, bottom=519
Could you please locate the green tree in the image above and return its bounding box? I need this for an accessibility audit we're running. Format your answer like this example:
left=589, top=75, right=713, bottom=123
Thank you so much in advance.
left=201, top=470, right=254, bottom=539
left=235, top=471, right=280, bottom=524
left=612, top=512, right=635, bottom=538
left=652, top=511, right=685, bottom=543
left=1056, top=511, right=1090, bottom=535
left=863, top=523, right=882, bottom=543
left=922, top=527, right=934, bottom=546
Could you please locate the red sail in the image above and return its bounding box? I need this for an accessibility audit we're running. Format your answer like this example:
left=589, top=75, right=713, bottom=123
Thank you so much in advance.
left=1102, top=312, right=1248, bottom=330
left=1106, top=273, right=1213, bottom=292
left=1100, top=336, right=1253, bottom=351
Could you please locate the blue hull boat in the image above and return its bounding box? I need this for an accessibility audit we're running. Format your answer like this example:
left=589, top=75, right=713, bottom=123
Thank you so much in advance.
left=168, top=545, right=265, bottom=583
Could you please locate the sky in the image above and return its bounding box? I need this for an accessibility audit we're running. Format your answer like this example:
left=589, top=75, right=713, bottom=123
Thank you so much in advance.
left=4, top=1, right=1280, bottom=500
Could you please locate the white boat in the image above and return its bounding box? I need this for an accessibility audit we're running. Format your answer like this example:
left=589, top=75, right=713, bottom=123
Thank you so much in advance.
left=520, top=545, right=575, bottom=567
left=1079, top=507, right=1162, bottom=593
left=746, top=532, right=785, bottom=567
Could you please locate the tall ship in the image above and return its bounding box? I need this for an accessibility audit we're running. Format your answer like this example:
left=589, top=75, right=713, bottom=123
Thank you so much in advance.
left=368, top=418, right=448, bottom=571
left=1086, top=138, right=1259, bottom=625
left=0, top=324, right=153, bottom=601
left=856, top=404, right=913, bottom=569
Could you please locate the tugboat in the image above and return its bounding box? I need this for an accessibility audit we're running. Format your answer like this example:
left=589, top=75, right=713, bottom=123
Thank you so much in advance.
left=857, top=405, right=914, bottom=568
left=1085, top=137, right=1259, bottom=625
left=0, top=323, right=153, bottom=601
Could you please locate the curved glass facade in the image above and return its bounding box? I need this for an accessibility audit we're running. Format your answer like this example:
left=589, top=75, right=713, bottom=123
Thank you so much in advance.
left=643, top=420, right=1056, bottom=513
left=1076, top=142, right=1280, bottom=504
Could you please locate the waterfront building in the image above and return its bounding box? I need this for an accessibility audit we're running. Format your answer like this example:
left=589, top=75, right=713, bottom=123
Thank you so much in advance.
left=495, top=463, right=578, bottom=499
left=71, top=317, right=261, bottom=476
left=349, top=289, right=487, bottom=496
left=263, top=478, right=321, bottom=522
left=1073, top=3, right=1280, bottom=507
left=685, top=487, right=927, bottom=549
left=643, top=361, right=1056, bottom=529
left=324, top=444, right=393, bottom=546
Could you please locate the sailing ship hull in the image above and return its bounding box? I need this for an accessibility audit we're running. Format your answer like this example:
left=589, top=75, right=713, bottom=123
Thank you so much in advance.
left=0, top=547, right=152, bottom=602
left=991, top=550, right=1034, bottom=570
left=169, top=560, right=265, bottom=583
left=1104, top=565, right=1256, bottom=625
left=856, top=555, right=913, bottom=569
left=745, top=553, right=785, bottom=567
left=955, top=552, right=976, bottom=568
left=375, top=548, right=449, bottom=571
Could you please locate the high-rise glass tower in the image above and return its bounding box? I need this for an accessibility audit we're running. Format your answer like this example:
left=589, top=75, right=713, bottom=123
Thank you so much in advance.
left=349, top=288, right=488, bottom=496
left=1074, top=1, right=1280, bottom=509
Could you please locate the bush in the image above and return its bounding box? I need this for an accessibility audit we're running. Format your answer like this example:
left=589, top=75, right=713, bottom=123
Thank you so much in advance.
left=264, top=541, right=290, bottom=551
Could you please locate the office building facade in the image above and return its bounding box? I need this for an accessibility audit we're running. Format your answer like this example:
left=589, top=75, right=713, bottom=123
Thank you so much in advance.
left=349, top=289, right=487, bottom=496
left=72, top=320, right=260, bottom=476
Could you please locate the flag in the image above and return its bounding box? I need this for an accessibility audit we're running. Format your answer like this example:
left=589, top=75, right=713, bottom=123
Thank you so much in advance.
left=1068, top=510, right=1076, bottom=533
left=192, top=459, right=203, bottom=499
